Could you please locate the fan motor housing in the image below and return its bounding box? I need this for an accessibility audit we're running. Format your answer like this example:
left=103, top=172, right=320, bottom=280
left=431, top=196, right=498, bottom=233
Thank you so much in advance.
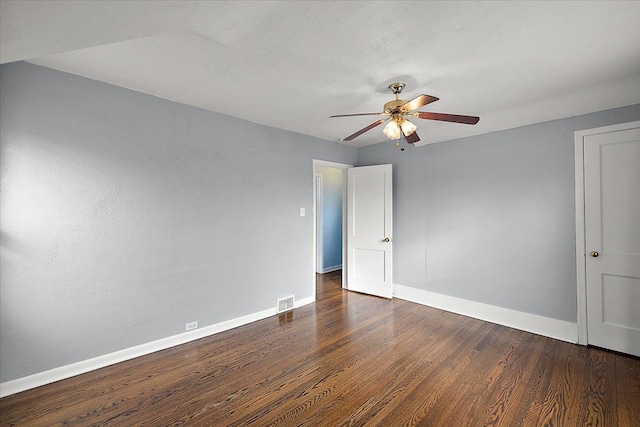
left=383, top=99, right=407, bottom=114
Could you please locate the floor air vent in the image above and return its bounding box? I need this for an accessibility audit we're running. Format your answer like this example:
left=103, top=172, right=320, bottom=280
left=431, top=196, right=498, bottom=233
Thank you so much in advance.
left=277, top=295, right=295, bottom=313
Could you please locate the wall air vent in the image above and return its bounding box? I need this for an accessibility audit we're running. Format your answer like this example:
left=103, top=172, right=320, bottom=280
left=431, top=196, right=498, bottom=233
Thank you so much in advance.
left=277, top=295, right=295, bottom=314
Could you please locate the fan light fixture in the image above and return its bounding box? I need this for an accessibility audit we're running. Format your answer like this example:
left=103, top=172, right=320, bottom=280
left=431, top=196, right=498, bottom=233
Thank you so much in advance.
left=383, top=120, right=402, bottom=139
left=400, top=119, right=417, bottom=136
left=384, top=118, right=417, bottom=140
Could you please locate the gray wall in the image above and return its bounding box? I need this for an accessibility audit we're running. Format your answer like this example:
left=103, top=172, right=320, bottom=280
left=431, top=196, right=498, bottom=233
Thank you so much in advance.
left=316, top=166, right=343, bottom=271
left=358, top=104, right=640, bottom=323
left=2, top=60, right=638, bottom=384
left=0, top=62, right=357, bottom=382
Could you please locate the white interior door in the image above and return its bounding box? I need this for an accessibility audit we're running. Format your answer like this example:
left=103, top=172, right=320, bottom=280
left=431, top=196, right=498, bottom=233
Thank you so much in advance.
left=584, top=124, right=640, bottom=356
left=347, top=164, right=393, bottom=299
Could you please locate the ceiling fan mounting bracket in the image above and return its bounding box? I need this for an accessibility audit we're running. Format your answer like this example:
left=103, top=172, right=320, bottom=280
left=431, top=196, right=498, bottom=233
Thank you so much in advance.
left=388, top=81, right=406, bottom=95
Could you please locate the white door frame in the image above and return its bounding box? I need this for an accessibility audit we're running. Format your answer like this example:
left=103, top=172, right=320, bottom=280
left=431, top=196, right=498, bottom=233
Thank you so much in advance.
left=574, top=120, right=640, bottom=345
left=312, top=160, right=353, bottom=295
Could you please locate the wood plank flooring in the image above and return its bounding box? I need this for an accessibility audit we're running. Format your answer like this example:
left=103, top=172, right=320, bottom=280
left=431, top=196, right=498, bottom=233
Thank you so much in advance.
left=1, top=271, right=639, bottom=426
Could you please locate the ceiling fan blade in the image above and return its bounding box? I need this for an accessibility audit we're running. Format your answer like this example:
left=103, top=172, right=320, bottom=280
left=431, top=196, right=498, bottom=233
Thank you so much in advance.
left=343, top=119, right=387, bottom=141
left=330, top=112, right=384, bottom=118
left=405, top=130, right=420, bottom=144
left=414, top=112, right=480, bottom=125
left=400, top=94, right=439, bottom=112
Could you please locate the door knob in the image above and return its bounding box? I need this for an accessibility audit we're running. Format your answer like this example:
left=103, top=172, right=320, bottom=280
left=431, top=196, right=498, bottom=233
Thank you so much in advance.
left=590, top=251, right=599, bottom=257
left=383, top=237, right=390, bottom=242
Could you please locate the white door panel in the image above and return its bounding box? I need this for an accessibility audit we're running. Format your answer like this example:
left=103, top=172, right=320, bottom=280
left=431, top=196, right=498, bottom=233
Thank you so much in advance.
left=347, top=165, right=393, bottom=298
left=353, top=248, right=385, bottom=281
left=584, top=125, right=640, bottom=356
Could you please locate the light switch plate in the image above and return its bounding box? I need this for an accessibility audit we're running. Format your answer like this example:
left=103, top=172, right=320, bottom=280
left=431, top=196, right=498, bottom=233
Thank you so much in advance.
left=300, top=207, right=305, bottom=217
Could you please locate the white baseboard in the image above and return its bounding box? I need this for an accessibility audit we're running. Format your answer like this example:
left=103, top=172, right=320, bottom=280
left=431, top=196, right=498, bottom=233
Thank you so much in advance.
left=320, top=264, right=342, bottom=274
left=0, top=296, right=315, bottom=398
left=394, top=284, right=578, bottom=344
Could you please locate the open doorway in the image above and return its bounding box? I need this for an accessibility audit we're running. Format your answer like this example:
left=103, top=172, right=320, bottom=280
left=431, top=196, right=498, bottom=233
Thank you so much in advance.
left=312, top=160, right=352, bottom=297
left=316, top=167, right=343, bottom=274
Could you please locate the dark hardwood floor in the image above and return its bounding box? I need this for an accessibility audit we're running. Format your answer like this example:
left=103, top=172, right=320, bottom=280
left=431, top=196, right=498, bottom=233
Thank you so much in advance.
left=1, top=270, right=639, bottom=426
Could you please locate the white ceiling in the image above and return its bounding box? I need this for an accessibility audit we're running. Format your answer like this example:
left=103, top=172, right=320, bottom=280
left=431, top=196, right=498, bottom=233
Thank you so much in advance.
left=1, top=1, right=639, bottom=147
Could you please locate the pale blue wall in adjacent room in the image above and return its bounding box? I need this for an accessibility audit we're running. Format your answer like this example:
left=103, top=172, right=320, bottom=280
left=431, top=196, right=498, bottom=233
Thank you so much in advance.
left=316, top=166, right=343, bottom=272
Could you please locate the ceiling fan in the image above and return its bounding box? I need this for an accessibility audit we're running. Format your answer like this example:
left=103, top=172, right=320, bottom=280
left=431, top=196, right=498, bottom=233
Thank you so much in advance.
left=330, top=82, right=479, bottom=145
